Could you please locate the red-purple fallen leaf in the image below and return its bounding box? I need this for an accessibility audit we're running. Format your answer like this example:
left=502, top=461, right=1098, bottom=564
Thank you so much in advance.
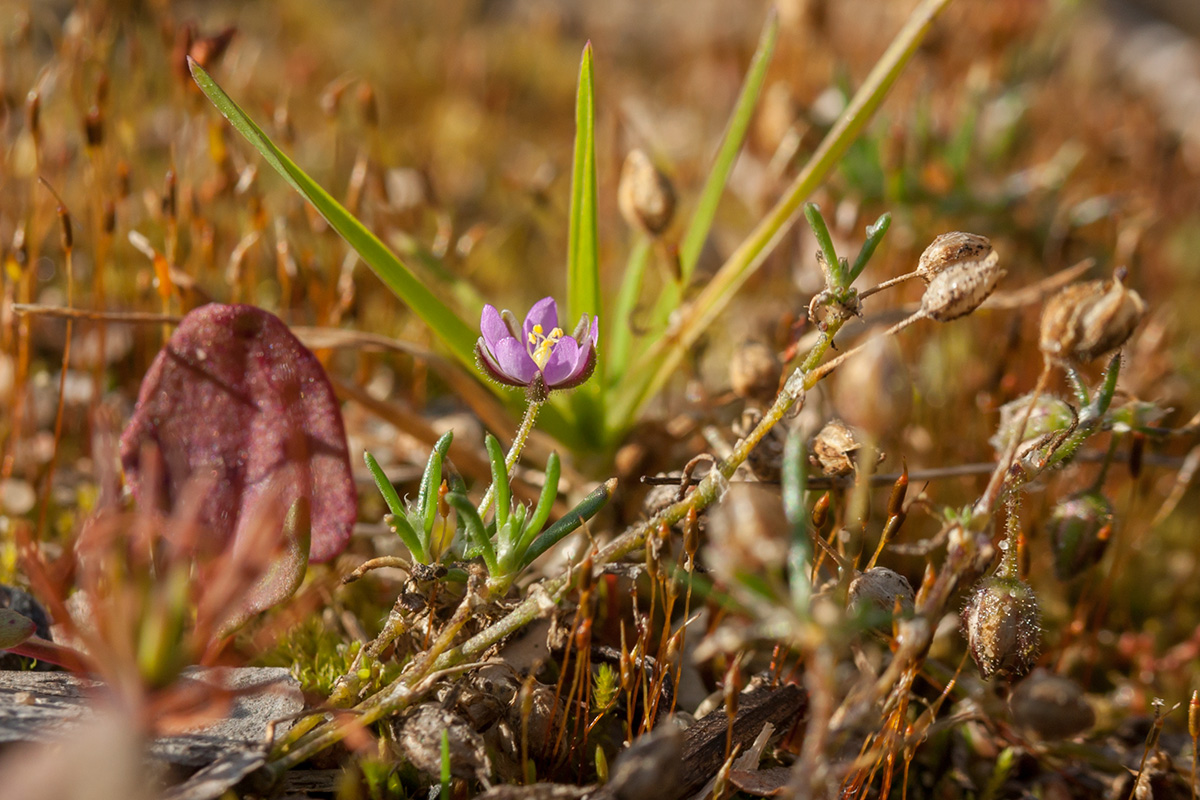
left=119, top=303, right=355, bottom=563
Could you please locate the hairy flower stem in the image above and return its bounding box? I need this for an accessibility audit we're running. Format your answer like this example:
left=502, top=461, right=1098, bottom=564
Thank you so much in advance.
left=477, top=400, right=542, bottom=517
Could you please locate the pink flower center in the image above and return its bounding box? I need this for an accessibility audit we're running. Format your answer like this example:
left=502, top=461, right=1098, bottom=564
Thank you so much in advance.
left=527, top=323, right=564, bottom=370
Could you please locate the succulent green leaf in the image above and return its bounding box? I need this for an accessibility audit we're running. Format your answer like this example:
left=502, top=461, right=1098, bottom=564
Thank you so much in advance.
left=848, top=212, right=892, bottom=283
left=485, top=434, right=511, bottom=529
left=418, top=431, right=454, bottom=535
left=446, top=493, right=498, bottom=574
left=365, top=451, right=405, bottom=517
left=523, top=478, right=615, bottom=566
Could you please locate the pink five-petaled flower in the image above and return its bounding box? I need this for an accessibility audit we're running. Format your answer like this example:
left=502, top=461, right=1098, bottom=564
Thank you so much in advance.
left=476, top=297, right=598, bottom=401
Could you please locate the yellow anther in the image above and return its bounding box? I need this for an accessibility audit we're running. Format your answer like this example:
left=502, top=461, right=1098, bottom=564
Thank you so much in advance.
left=527, top=324, right=566, bottom=370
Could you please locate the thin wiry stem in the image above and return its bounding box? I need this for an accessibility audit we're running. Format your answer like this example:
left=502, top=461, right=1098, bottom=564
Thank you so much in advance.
left=477, top=400, right=542, bottom=517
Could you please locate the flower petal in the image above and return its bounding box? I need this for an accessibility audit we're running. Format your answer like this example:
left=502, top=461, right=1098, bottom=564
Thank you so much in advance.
left=494, top=336, right=539, bottom=385
left=477, top=339, right=522, bottom=386
left=589, top=315, right=599, bottom=345
left=523, top=297, right=559, bottom=342
left=480, top=304, right=509, bottom=348
left=554, top=345, right=596, bottom=391
left=541, top=335, right=581, bottom=387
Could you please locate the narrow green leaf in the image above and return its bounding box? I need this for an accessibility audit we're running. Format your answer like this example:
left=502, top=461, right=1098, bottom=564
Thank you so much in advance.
left=847, top=212, right=891, bottom=283
left=804, top=203, right=844, bottom=286
left=567, top=43, right=600, bottom=326
left=485, top=434, right=511, bottom=528
left=365, top=451, right=404, bottom=517
left=641, top=11, right=779, bottom=344
left=386, top=513, right=429, bottom=565
left=523, top=477, right=615, bottom=566
left=520, top=452, right=561, bottom=554
left=782, top=430, right=811, bottom=611
left=188, top=58, right=479, bottom=370
left=418, top=431, right=454, bottom=536
left=606, top=237, right=652, bottom=385
left=679, top=10, right=779, bottom=283
left=446, top=493, right=498, bottom=574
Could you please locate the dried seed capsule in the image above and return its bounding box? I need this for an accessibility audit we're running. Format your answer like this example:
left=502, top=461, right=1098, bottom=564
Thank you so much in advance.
left=810, top=418, right=881, bottom=477
left=917, top=231, right=995, bottom=283
left=1038, top=271, right=1146, bottom=363
left=962, top=574, right=1041, bottom=679
left=1009, top=668, right=1095, bottom=739
left=848, top=567, right=915, bottom=617
left=1048, top=491, right=1113, bottom=580
left=730, top=340, right=782, bottom=405
left=618, top=149, right=676, bottom=237
left=920, top=251, right=1004, bottom=322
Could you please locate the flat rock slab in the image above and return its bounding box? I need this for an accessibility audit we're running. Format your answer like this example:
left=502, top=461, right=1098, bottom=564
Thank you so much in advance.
left=0, top=667, right=303, bottom=767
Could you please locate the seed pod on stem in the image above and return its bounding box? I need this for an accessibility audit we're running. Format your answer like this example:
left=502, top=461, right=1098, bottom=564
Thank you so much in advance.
left=1048, top=490, right=1114, bottom=580
left=962, top=571, right=1041, bottom=680
left=917, top=232, right=995, bottom=283
left=919, top=253, right=1004, bottom=322
left=859, top=231, right=995, bottom=300
left=1039, top=269, right=1146, bottom=364
left=618, top=149, right=675, bottom=237
left=807, top=233, right=1001, bottom=384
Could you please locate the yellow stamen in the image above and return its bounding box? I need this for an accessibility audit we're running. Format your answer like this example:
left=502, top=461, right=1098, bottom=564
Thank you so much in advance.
left=527, top=325, right=565, bottom=369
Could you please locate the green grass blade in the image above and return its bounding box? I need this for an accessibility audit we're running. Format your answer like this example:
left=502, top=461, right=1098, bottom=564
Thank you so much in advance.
left=610, top=0, right=955, bottom=428
left=188, top=58, right=479, bottom=370
left=678, top=10, right=778, bottom=283
left=606, top=236, right=652, bottom=385
left=566, top=43, right=600, bottom=326
left=638, top=11, right=778, bottom=345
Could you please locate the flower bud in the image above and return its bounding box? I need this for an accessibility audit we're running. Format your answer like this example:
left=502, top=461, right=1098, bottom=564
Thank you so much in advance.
left=848, top=567, right=914, bottom=617
left=917, top=232, right=995, bottom=283
left=920, top=252, right=1004, bottom=322
left=962, top=574, right=1041, bottom=679
left=1048, top=491, right=1113, bottom=580
left=1009, top=668, right=1094, bottom=739
left=988, top=392, right=1074, bottom=455
left=730, top=340, right=782, bottom=406
left=618, top=149, right=675, bottom=237
left=1038, top=271, right=1146, bottom=363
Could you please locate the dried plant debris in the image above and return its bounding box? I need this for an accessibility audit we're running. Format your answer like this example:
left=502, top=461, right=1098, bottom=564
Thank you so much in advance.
left=809, top=419, right=881, bottom=477
left=395, top=704, right=492, bottom=784
left=119, top=303, right=356, bottom=564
